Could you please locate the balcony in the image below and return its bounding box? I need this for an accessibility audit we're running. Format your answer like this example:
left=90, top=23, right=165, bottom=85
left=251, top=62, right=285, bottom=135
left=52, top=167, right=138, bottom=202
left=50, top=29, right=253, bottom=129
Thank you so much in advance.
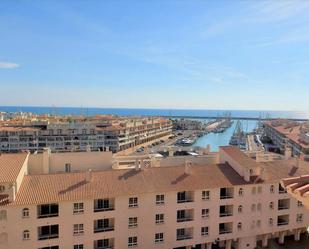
left=94, top=238, right=115, bottom=249
left=219, top=205, right=233, bottom=217
left=278, top=199, right=290, bottom=210
left=220, top=188, right=234, bottom=199
left=277, top=215, right=289, bottom=226
left=94, top=199, right=115, bottom=212
left=219, top=222, right=233, bottom=234
left=176, top=228, right=193, bottom=241
left=94, top=218, right=115, bottom=233
left=38, top=225, right=59, bottom=240
left=177, top=209, right=194, bottom=222
left=177, top=191, right=194, bottom=203
left=279, top=184, right=287, bottom=194
left=37, top=203, right=59, bottom=219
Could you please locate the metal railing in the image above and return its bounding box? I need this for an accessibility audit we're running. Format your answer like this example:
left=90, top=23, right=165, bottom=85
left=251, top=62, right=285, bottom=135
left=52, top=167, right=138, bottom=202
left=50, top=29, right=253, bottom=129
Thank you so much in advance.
left=38, top=234, right=59, bottom=240
left=177, top=217, right=194, bottom=222
left=94, top=226, right=115, bottom=233
left=37, top=213, right=58, bottom=219
left=219, top=212, right=233, bottom=217
left=219, top=229, right=232, bottom=234
left=176, top=235, right=193, bottom=241
left=177, top=198, right=193, bottom=203
left=94, top=206, right=115, bottom=212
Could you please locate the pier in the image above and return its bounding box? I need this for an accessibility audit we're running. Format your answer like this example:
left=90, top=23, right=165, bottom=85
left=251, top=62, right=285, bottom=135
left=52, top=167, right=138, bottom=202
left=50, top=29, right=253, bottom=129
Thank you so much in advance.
left=164, top=115, right=309, bottom=122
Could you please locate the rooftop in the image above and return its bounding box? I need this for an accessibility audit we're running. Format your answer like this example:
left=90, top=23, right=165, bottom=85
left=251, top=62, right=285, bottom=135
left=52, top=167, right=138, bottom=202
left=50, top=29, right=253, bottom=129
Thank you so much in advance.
left=0, top=153, right=28, bottom=183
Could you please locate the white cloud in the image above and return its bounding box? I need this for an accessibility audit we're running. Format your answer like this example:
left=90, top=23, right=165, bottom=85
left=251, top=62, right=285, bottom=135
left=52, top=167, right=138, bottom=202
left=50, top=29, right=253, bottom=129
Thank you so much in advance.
left=0, top=61, right=20, bottom=69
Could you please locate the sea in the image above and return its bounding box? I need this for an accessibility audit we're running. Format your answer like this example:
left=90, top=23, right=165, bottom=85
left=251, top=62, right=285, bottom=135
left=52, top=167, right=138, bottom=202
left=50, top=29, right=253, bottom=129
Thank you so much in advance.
left=1, top=106, right=308, bottom=152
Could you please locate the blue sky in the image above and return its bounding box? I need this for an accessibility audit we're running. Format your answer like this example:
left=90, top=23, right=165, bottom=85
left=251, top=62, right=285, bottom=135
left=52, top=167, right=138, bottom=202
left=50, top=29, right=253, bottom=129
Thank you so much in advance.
left=0, top=0, right=309, bottom=111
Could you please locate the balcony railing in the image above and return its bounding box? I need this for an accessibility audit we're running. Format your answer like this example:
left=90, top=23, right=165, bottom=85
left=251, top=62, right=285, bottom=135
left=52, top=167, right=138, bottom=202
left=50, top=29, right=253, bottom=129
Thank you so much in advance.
left=277, top=221, right=289, bottom=226
left=94, top=206, right=115, bottom=212
left=177, top=217, right=194, bottom=222
left=220, top=195, right=233, bottom=199
left=219, top=212, right=233, bottom=217
left=94, top=226, right=114, bottom=233
left=176, top=235, right=193, bottom=241
left=278, top=206, right=289, bottom=210
left=38, top=234, right=59, bottom=240
left=94, top=247, right=114, bottom=249
left=177, top=198, right=193, bottom=203
left=37, top=213, right=58, bottom=219
left=219, top=229, right=232, bottom=234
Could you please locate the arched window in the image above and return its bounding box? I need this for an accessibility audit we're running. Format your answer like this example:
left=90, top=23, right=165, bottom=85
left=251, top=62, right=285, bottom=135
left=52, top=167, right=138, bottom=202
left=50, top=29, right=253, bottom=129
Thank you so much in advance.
left=0, top=186, right=5, bottom=193
left=249, top=169, right=254, bottom=175
left=238, top=188, right=243, bottom=196
left=269, top=202, right=274, bottom=210
left=270, top=185, right=275, bottom=193
left=269, top=218, right=273, bottom=226
left=0, top=210, right=7, bottom=220
left=22, top=208, right=29, bottom=218
left=257, top=203, right=262, bottom=211
left=237, top=222, right=242, bottom=230
left=22, top=230, right=30, bottom=240
left=238, top=205, right=243, bottom=213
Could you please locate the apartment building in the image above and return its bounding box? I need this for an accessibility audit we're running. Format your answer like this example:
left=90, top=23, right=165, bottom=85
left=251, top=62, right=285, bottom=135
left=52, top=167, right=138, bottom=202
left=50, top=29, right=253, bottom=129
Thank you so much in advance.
left=0, top=146, right=308, bottom=249
left=0, top=116, right=172, bottom=153
left=263, top=120, right=309, bottom=160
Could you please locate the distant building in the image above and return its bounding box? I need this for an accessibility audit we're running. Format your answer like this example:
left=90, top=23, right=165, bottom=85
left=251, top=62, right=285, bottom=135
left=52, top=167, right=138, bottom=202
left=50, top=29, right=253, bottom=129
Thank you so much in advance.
left=263, top=120, right=309, bottom=160
left=0, top=115, right=172, bottom=153
left=0, top=146, right=308, bottom=249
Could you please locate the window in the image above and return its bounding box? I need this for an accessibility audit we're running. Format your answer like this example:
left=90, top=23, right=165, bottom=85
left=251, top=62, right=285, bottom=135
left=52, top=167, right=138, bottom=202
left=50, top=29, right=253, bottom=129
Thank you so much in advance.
left=94, top=198, right=114, bottom=211
left=270, top=185, right=275, bottom=193
left=128, top=217, right=138, bottom=228
left=39, top=247, right=59, bottom=249
left=155, top=232, right=164, bottom=243
left=238, top=188, right=243, bottom=196
left=0, top=210, right=7, bottom=220
left=22, top=208, right=29, bottom=218
left=65, top=163, right=71, bottom=172
left=73, top=203, right=84, bottom=214
left=37, top=203, right=59, bottom=218
left=38, top=225, right=59, bottom=240
left=74, top=245, right=83, bottom=249
left=269, top=202, right=274, bottom=210
left=257, top=186, right=262, bottom=194
left=23, top=230, right=30, bottom=240
left=257, top=203, right=262, bottom=211
left=155, top=213, right=164, bottom=224
left=297, top=201, right=303, bottom=207
left=252, top=187, right=256, bottom=194
left=201, top=209, right=209, bottom=218
left=128, top=236, right=138, bottom=247
left=237, top=222, right=242, bottom=230
left=296, top=214, right=303, bottom=223
left=256, top=220, right=261, bottom=227
left=251, top=204, right=256, bottom=212
left=0, top=185, right=5, bottom=192
left=129, top=197, right=138, bottom=208
left=202, top=190, right=210, bottom=200
left=156, top=194, right=164, bottom=205
left=269, top=218, right=273, bottom=226
left=238, top=205, right=243, bottom=213
left=73, top=224, right=84, bottom=236
left=201, top=227, right=208, bottom=236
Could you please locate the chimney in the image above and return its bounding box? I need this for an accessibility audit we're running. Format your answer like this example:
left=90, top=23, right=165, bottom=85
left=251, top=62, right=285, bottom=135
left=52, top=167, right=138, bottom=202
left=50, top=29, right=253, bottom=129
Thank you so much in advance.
left=42, top=147, right=51, bottom=174
left=86, top=169, right=92, bottom=182
left=185, top=160, right=193, bottom=175
left=135, top=159, right=140, bottom=171
left=285, top=146, right=292, bottom=160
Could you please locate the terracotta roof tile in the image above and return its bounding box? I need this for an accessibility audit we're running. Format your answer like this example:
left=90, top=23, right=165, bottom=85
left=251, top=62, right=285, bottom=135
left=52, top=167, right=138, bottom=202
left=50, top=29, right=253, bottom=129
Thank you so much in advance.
left=0, top=153, right=28, bottom=183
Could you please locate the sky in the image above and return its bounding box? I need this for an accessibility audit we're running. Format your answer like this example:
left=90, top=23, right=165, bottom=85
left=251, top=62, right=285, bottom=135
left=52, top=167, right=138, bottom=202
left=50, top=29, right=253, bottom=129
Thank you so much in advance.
left=0, top=0, right=309, bottom=111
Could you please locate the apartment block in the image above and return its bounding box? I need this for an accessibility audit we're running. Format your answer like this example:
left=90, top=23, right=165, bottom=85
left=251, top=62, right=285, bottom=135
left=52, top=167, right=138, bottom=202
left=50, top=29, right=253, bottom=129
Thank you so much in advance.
left=0, top=146, right=308, bottom=249
left=0, top=116, right=172, bottom=153
left=263, top=120, right=309, bottom=160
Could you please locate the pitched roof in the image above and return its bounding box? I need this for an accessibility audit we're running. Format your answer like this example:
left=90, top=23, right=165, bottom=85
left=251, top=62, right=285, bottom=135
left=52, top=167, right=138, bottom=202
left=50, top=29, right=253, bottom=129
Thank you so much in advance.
left=220, top=146, right=258, bottom=168
left=13, top=163, right=248, bottom=205
left=0, top=153, right=28, bottom=183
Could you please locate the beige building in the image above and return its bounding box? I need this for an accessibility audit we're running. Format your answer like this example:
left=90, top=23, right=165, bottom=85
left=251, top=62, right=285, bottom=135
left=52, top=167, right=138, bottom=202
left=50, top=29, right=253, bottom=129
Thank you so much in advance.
left=0, top=146, right=308, bottom=249
left=0, top=116, right=172, bottom=153
left=263, top=120, right=309, bottom=160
